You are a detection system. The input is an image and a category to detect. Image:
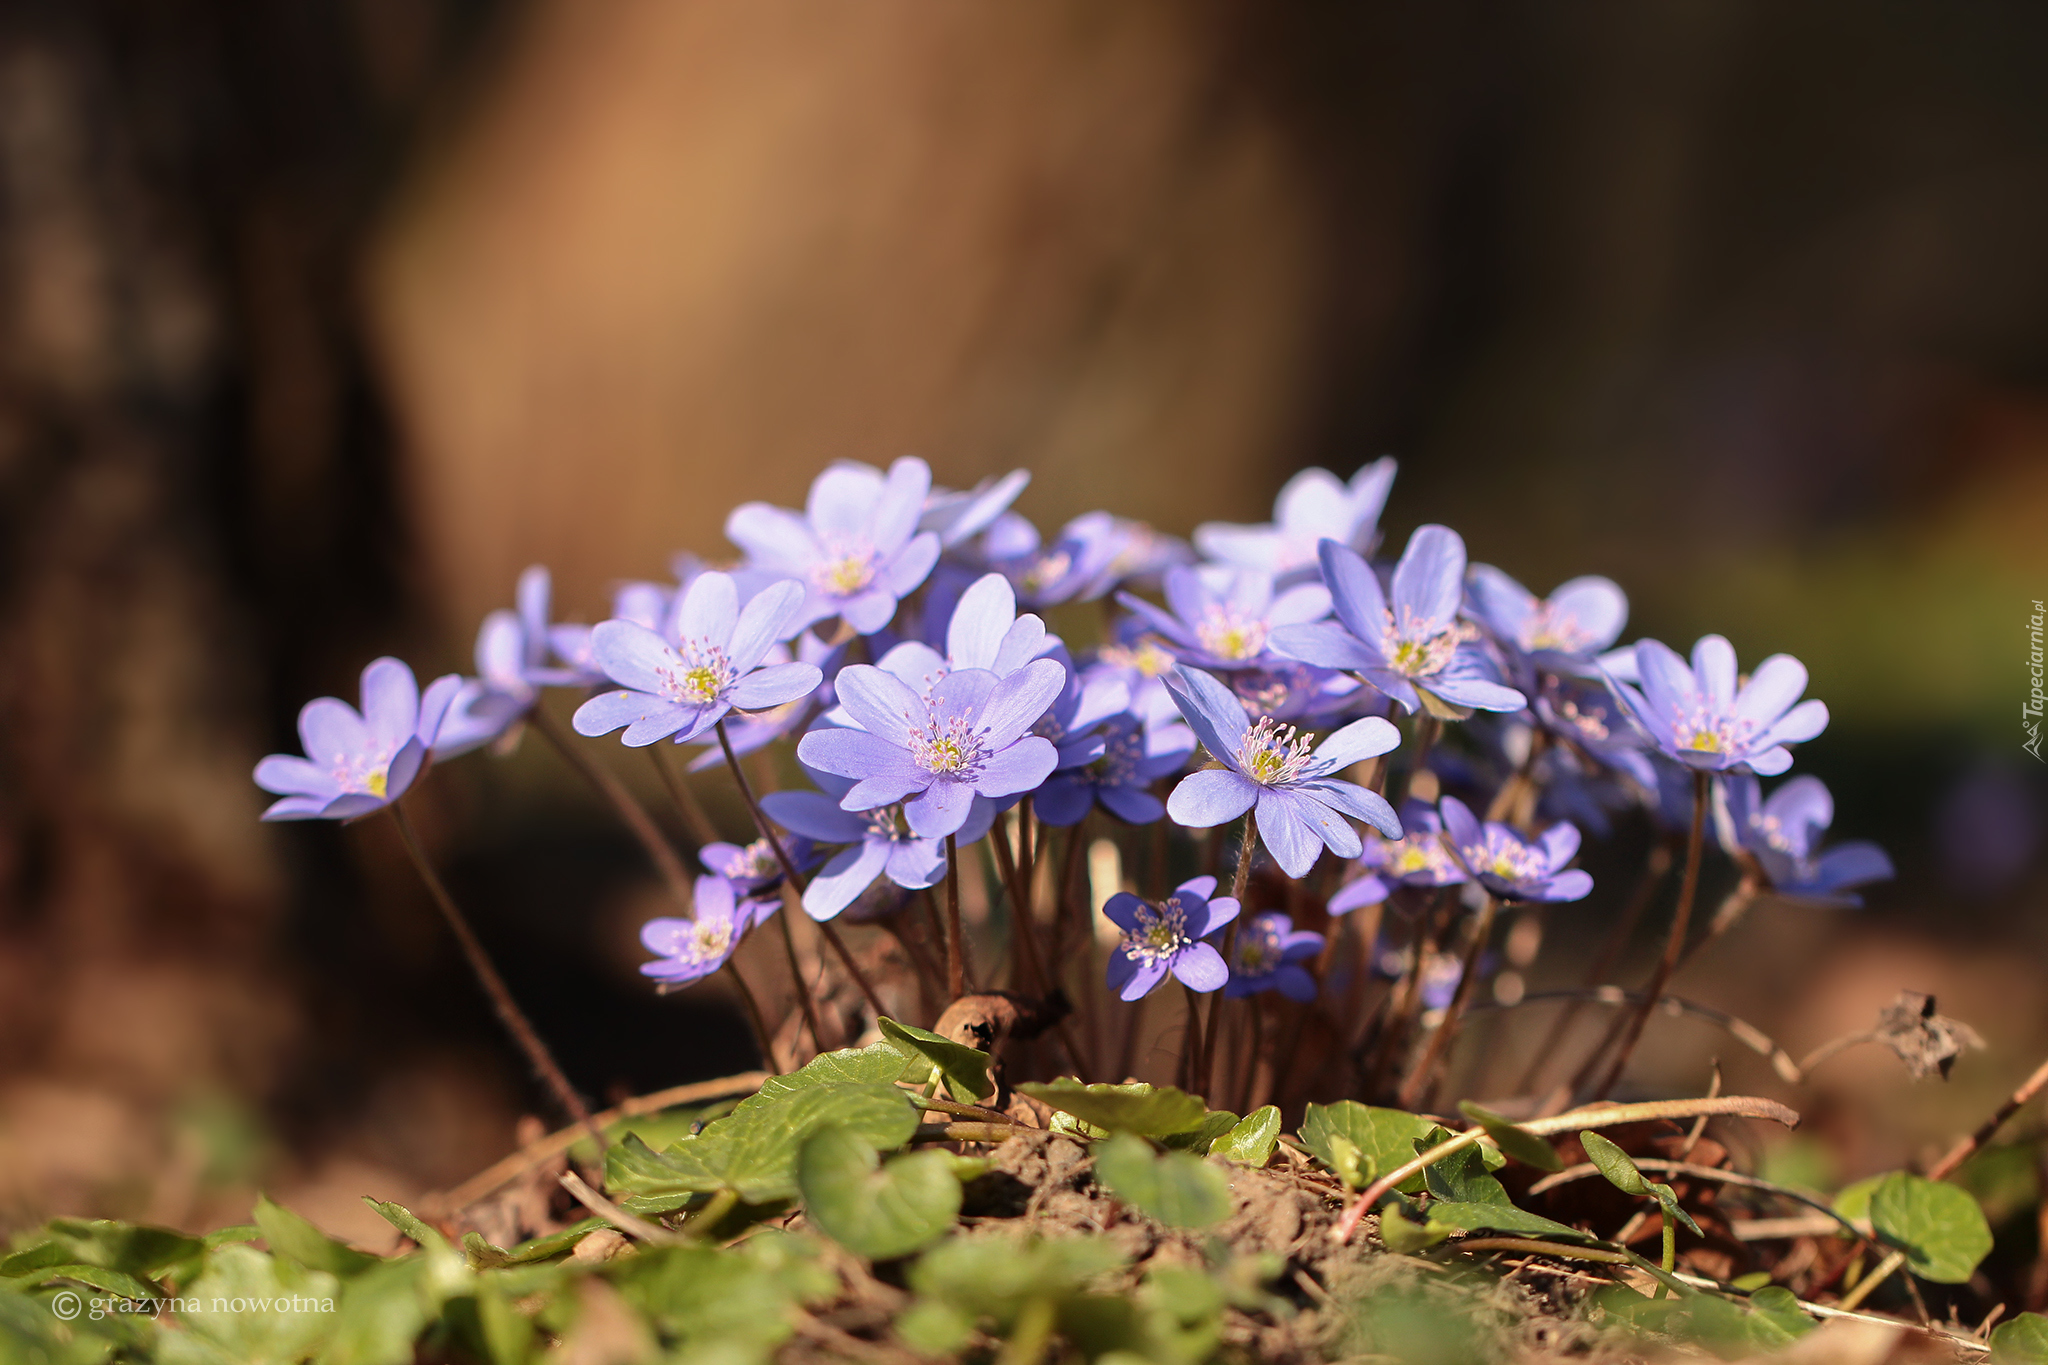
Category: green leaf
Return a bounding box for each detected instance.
[1297,1102,1438,1194]
[908,1235,1126,1327]
[797,1126,961,1259]
[611,1231,833,1359]
[316,1259,435,1365]
[1424,1201,1599,1243]
[1649,1183,1704,1238]
[753,1042,921,1100]
[1218,1107,1281,1167]
[1376,1199,1452,1252]
[1580,1130,1651,1196]
[254,1196,382,1278]
[1322,1134,1367,1190]
[895,1299,977,1356]
[360,1199,440,1250]
[2,1219,204,1279]
[1868,1171,1994,1284]
[1423,1143,1511,1207]
[1160,1109,1240,1156]
[1991,1310,2048,1363]
[1092,1133,1233,1229]
[1833,1174,1882,1227]
[878,1017,992,1101]
[606,1082,919,1204]
[1459,1102,1563,1172]
[165,1242,341,1365]
[1747,1286,1814,1342]
[19,1263,162,1301]
[499,1218,609,1266]
[1016,1080,1210,1137]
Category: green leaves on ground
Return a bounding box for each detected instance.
[1579,1132,1702,1237]
[160,1243,340,1365]
[1991,1311,2048,1363]
[1017,1079,1210,1137]
[878,1016,992,1101]
[253,1196,383,1278]
[1092,1133,1234,1229]
[1218,1107,1281,1167]
[1297,1102,1438,1192]
[1868,1171,1994,1284]
[1459,1102,1564,1172]
[797,1126,961,1259]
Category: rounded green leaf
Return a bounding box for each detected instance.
[1869,1171,1993,1284]
[1459,1102,1564,1172]
[878,1016,992,1101]
[1991,1310,2048,1363]
[1017,1080,1209,1137]
[1092,1133,1233,1229]
[1298,1102,1436,1193]
[1219,1108,1281,1167]
[798,1126,961,1260]
[1579,1130,1650,1197]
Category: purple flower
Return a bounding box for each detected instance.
[1604,635,1828,776]
[572,573,822,747]
[795,658,1065,838]
[1102,874,1240,1000]
[255,658,462,821]
[1162,665,1402,878]
[980,510,1190,607]
[1328,800,1467,913]
[1223,913,1324,1001]
[1086,629,1185,731]
[760,765,990,919]
[1438,795,1593,903]
[1224,661,1369,726]
[639,875,776,987]
[699,836,820,896]
[725,457,942,635]
[1466,565,1628,674]
[1372,933,1473,1011]
[547,578,673,683]
[1718,774,1893,907]
[877,572,1051,690]
[1116,565,1331,671]
[1194,459,1398,580]
[1532,677,1656,788]
[1035,712,1193,827]
[685,630,849,772]
[1270,529,1527,718]
[437,566,594,758]
[920,469,1031,547]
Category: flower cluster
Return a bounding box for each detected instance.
[253,451,1883,1045]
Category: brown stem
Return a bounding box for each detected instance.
[529,706,693,911]
[1181,981,1206,1094]
[1399,892,1499,1109]
[720,960,784,1074]
[648,741,722,847]
[1591,770,1709,1100]
[1201,811,1258,1098]
[388,803,605,1150]
[943,833,966,998]
[1396,714,1441,804]
[1927,1053,2048,1181]
[772,893,827,1055]
[988,814,1043,993]
[1365,887,1454,1096]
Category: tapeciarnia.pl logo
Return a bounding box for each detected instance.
[2027,598,2044,762]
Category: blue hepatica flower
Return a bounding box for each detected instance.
[980,509,1190,608]
[1328,800,1467,914]
[686,629,849,772]
[1194,458,1398,581]
[1103,875,1240,1000]
[437,566,596,758]
[1271,529,1527,719]
[759,765,994,920]
[573,572,822,747]
[1224,912,1324,1001]
[639,875,777,988]
[1718,774,1894,907]
[1035,712,1193,827]
[919,468,1031,548]
[1437,795,1593,903]
[1466,564,1629,677]
[1163,665,1402,879]
[1116,565,1331,672]
[255,658,462,820]
[796,657,1065,838]
[1604,635,1828,776]
[878,572,1050,688]
[726,456,942,635]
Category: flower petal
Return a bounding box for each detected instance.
[803,840,891,920]
[1171,942,1229,993]
[868,456,933,552]
[1299,780,1400,838]
[732,661,823,711]
[1390,524,1466,633]
[1269,620,1380,671]
[359,658,421,754]
[254,754,337,798]
[877,531,941,597]
[726,503,819,571]
[676,571,739,650]
[590,620,682,696]
[1735,654,1808,727]
[797,725,917,782]
[1692,635,1738,707]
[298,696,367,766]
[1098,784,1164,825]
[807,461,884,537]
[1166,768,1258,828]
[1163,665,1249,767]
[832,666,924,747]
[729,577,808,667]
[1317,539,1390,643]
[1437,794,1482,852]
[1763,698,1829,747]
[760,789,869,842]
[976,658,1065,749]
[904,777,975,838]
[1253,789,1322,877]
[1312,715,1402,771]
[972,735,1058,797]
[948,573,1017,672]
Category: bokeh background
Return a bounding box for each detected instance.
[1,0,2044,1249]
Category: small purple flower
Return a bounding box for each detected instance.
[759,765,994,920]
[1103,874,1240,1000]
[1225,661,1369,726]
[1373,933,1472,1011]
[1086,629,1185,731]
[796,659,1065,838]
[639,875,776,987]
[1116,565,1331,671]
[877,572,1050,690]
[699,836,820,896]
[685,629,849,772]
[573,573,822,747]
[1466,565,1628,675]
[255,658,462,820]
[1223,912,1324,1001]
[1328,800,1467,913]
[1532,676,1656,788]
[981,510,1190,607]
[1270,529,1526,718]
[547,578,673,684]
[1162,665,1402,878]
[1035,712,1193,827]
[726,457,942,635]
[1438,795,1593,903]
[1718,774,1893,907]
[437,566,594,757]
[920,469,1031,547]
[1194,458,1398,580]
[1604,635,1828,776]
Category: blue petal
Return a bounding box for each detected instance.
[807,461,885,537]
[972,735,1058,797]
[295,698,363,775]
[726,503,819,572]
[904,777,975,838]
[1317,539,1389,643]
[1389,524,1466,633]
[833,666,924,747]
[729,577,808,666]
[1166,769,1258,828]
[1269,620,1379,671]
[1172,942,1229,993]
[676,571,739,651]
[1163,665,1249,766]
[1253,789,1322,877]
[947,573,1017,672]
[1312,715,1401,770]
[803,840,891,920]
[760,789,868,842]
[977,658,1065,749]
[732,661,823,711]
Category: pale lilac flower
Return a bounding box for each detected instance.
[796,659,1065,838]
[437,566,592,757]
[1194,458,1398,580]
[573,574,821,747]
[981,510,1191,607]
[872,572,1050,691]
[640,875,776,987]
[1718,774,1893,907]
[726,457,942,634]
[1116,565,1331,672]
[1438,795,1592,903]
[1163,665,1402,878]
[255,658,462,820]
[1103,875,1240,1000]
[759,766,993,920]
[1223,913,1323,1001]
[684,630,849,771]
[1604,635,1827,776]
[1270,529,1526,718]
[1035,712,1192,827]
[1328,800,1467,913]
[920,469,1030,547]
[1466,565,1628,674]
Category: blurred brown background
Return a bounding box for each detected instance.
[0,0,2044,1246]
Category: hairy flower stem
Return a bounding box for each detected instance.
[714,720,887,1022]
[1181,982,1207,1094]
[530,706,694,913]
[943,834,967,999]
[647,742,722,848]
[709,723,827,1050]
[1591,770,1710,1100]
[1398,892,1499,1110]
[1396,714,1441,804]
[1200,812,1258,1098]
[720,962,784,1075]
[388,803,606,1152]
[1364,886,1456,1097]
[988,815,1046,994]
